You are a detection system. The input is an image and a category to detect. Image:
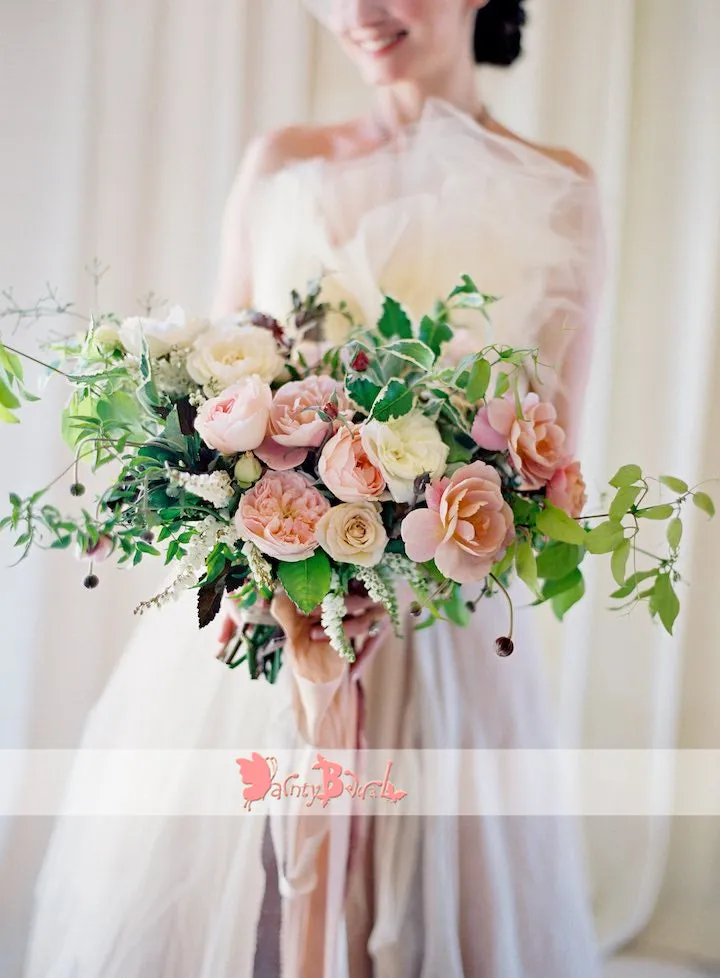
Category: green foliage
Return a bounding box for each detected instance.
[536,542,584,581]
[653,572,680,635]
[611,538,631,586]
[609,485,642,522]
[550,571,586,621]
[584,520,625,555]
[345,375,381,413]
[369,379,414,422]
[515,537,539,595]
[536,503,586,545]
[465,358,492,403]
[383,339,436,371]
[659,475,689,494]
[277,551,332,615]
[636,504,675,521]
[377,297,412,340]
[610,464,643,488]
[693,491,715,518]
[419,315,453,357]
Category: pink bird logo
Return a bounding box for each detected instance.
[235,753,277,810]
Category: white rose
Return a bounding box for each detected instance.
[315,501,388,568]
[361,411,449,503]
[118,306,209,358]
[186,323,284,388]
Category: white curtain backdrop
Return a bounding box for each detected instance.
[1,1,719,976]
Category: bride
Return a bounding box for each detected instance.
[25,1,604,976]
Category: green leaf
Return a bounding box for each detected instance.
[9,493,22,508]
[584,520,625,555]
[491,542,516,579]
[447,274,480,300]
[345,375,381,413]
[667,517,683,551]
[377,297,412,340]
[0,403,19,423]
[654,572,680,635]
[384,339,436,371]
[494,372,510,398]
[659,475,689,494]
[277,551,332,616]
[550,572,586,620]
[610,464,643,488]
[610,568,659,599]
[465,359,492,403]
[609,485,641,522]
[536,542,584,581]
[418,315,453,357]
[636,504,675,521]
[515,537,539,594]
[611,538,631,586]
[541,567,583,600]
[0,379,21,410]
[440,586,472,627]
[0,345,24,380]
[369,379,414,422]
[693,491,716,518]
[536,503,586,545]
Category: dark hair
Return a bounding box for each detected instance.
[473,0,527,67]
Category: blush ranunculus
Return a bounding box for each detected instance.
[472,393,567,490]
[235,470,331,562]
[546,460,587,518]
[318,423,386,503]
[401,461,515,584]
[254,375,352,471]
[194,376,272,456]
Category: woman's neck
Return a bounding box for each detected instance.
[371,67,485,136]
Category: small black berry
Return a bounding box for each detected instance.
[410,602,423,618]
[83,574,100,590]
[495,636,514,657]
[70,483,86,497]
[141,530,154,543]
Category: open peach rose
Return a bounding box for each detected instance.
[235,470,330,562]
[318,423,386,503]
[547,460,587,518]
[472,393,567,490]
[194,376,271,455]
[401,461,514,584]
[254,375,351,471]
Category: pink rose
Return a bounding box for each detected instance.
[235,470,331,562]
[401,461,514,584]
[547,460,587,518]
[472,393,567,490]
[318,423,386,503]
[255,376,351,471]
[194,376,271,456]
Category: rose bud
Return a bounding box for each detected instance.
[234,452,263,488]
[351,350,370,372]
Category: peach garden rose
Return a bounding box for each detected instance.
[193,376,271,456]
[318,423,386,503]
[472,393,567,490]
[235,470,331,562]
[315,501,388,567]
[401,461,515,584]
[255,375,352,471]
[547,460,587,518]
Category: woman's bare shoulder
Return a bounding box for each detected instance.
[486,117,594,180]
[241,121,356,181]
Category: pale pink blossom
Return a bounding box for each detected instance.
[255,375,351,471]
[194,376,271,456]
[318,423,386,503]
[472,393,567,490]
[235,470,331,562]
[401,461,514,584]
[547,460,587,518]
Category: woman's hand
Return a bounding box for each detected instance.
[270,592,389,685]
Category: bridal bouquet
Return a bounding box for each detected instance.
[1,277,714,681]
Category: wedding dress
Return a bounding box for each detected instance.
[24,100,604,978]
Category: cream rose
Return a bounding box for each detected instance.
[186,323,284,388]
[315,501,388,568]
[118,306,208,358]
[360,411,449,504]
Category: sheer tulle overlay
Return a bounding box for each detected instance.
[25,101,603,978]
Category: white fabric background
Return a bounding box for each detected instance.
[0,1,719,976]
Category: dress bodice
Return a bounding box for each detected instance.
[245,99,603,378]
